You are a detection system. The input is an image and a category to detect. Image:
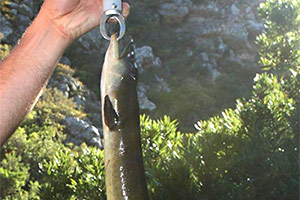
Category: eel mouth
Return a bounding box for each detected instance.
[107,33,119,60]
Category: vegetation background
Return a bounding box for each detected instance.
[0,0,299,199]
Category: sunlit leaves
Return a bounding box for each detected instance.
[192,72,299,199]
[0,44,11,60]
[257,0,300,75]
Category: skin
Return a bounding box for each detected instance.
[101,34,149,200]
[0,0,130,146]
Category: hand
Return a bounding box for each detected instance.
[39,0,130,42]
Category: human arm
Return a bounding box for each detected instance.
[0,0,130,146]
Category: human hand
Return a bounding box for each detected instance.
[38,0,130,42]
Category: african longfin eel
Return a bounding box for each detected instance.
[100,34,149,200]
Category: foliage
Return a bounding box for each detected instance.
[0,0,17,20]
[0,151,30,199]
[148,80,216,132]
[54,63,76,77]
[1,71,299,199]
[0,44,11,59]
[141,71,299,200]
[38,144,106,200]
[191,72,299,200]
[140,115,198,200]
[257,0,300,75]
[0,88,105,199]
[34,88,86,123]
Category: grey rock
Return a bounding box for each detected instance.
[246,6,252,14]
[159,4,189,19]
[68,138,81,146]
[158,0,193,22]
[245,6,256,21]
[135,46,161,72]
[17,14,32,28]
[0,22,13,41]
[18,25,27,34]
[10,9,18,16]
[187,16,206,24]
[79,126,100,141]
[137,84,156,111]
[91,113,102,128]
[207,2,219,13]
[155,76,171,93]
[85,100,101,113]
[64,116,103,149]
[98,128,104,139]
[211,69,221,81]
[222,24,249,49]
[204,63,221,81]
[23,0,34,8]
[231,4,241,15]
[217,37,228,54]
[18,4,34,18]
[63,76,81,92]
[193,2,220,18]
[247,20,264,36]
[64,116,90,136]
[229,50,235,58]
[78,125,103,149]
[89,137,104,150]
[78,29,102,51]
[9,2,19,10]
[88,126,101,137]
[0,14,13,41]
[73,95,86,108]
[78,37,91,50]
[200,52,209,62]
[186,48,194,57]
[60,57,72,66]
[154,57,162,67]
[57,83,70,97]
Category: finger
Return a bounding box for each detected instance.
[107,2,130,23]
[122,2,130,19]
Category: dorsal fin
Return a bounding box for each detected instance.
[104,95,119,130]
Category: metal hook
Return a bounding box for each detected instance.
[100,0,126,41]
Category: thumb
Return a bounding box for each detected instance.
[122,2,130,19]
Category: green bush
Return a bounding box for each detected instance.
[257,0,300,75]
[1,89,105,199]
[190,72,299,200]
[0,151,30,198]
[1,71,298,199]
[0,44,11,59]
[38,144,106,200]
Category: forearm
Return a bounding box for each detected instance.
[0,12,70,145]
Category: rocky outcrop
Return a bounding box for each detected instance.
[0,0,266,133]
[63,116,103,149]
[138,84,156,111]
[46,63,103,147]
[0,0,35,43]
[0,12,13,41]
[158,0,193,23]
[135,46,161,72]
[171,0,264,71]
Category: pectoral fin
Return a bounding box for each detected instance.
[104,95,119,130]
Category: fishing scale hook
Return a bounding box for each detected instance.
[100,0,126,41]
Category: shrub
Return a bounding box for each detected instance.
[191,72,299,200]
[140,115,200,200]
[257,0,300,75]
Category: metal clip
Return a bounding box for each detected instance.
[100,0,126,41]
